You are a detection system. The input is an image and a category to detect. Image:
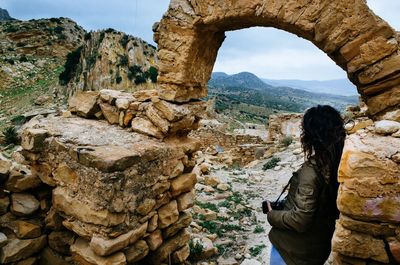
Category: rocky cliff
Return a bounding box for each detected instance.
[0,8,14,21]
[64,29,158,95]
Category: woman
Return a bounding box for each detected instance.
[267,105,346,265]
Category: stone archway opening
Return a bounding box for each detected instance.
[153,0,400,263]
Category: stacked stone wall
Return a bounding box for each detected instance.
[268,113,303,143]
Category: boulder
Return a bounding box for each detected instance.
[71,238,126,265]
[31,163,56,187]
[145,105,170,134]
[10,220,42,239]
[52,162,78,185]
[131,117,164,139]
[11,193,40,216]
[133,90,158,102]
[0,235,46,263]
[6,165,42,192]
[68,91,99,118]
[99,103,120,125]
[176,191,195,212]
[204,175,220,187]
[147,214,158,233]
[136,198,156,216]
[191,237,218,260]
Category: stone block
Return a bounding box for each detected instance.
[153,100,190,122]
[133,90,158,102]
[10,220,42,239]
[172,244,190,263]
[0,232,7,248]
[0,235,46,263]
[71,238,126,265]
[147,214,158,233]
[124,240,149,264]
[170,173,197,197]
[6,165,42,192]
[99,103,120,125]
[11,193,40,216]
[0,196,10,215]
[338,215,396,237]
[145,229,163,251]
[52,163,78,185]
[131,117,164,139]
[31,163,56,187]
[90,222,147,256]
[48,230,75,255]
[332,223,389,263]
[158,200,179,229]
[136,198,156,216]
[150,229,190,264]
[146,105,170,134]
[176,191,195,212]
[163,211,192,238]
[374,120,400,135]
[44,207,64,231]
[0,155,12,179]
[68,91,99,118]
[21,128,48,152]
[40,247,70,265]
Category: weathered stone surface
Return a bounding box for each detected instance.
[0,196,10,215]
[132,90,158,102]
[0,235,46,263]
[374,120,400,134]
[170,173,197,197]
[123,110,135,126]
[163,211,192,238]
[52,163,78,185]
[48,230,75,255]
[0,232,7,248]
[387,237,400,263]
[204,175,220,187]
[150,229,190,264]
[15,257,38,265]
[176,191,195,212]
[45,207,64,231]
[99,103,120,125]
[90,222,148,256]
[338,215,396,237]
[358,53,400,85]
[152,182,171,195]
[0,155,12,179]
[40,247,70,265]
[68,91,100,118]
[6,165,42,192]
[53,187,125,226]
[158,200,179,229]
[124,240,149,264]
[10,220,42,239]
[147,214,158,233]
[31,163,56,187]
[71,238,127,265]
[172,244,190,263]
[11,193,40,216]
[153,99,190,122]
[332,223,389,263]
[145,229,163,251]
[131,117,164,139]
[146,105,170,134]
[136,198,156,216]
[21,128,48,152]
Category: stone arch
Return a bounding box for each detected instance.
[154,0,400,117]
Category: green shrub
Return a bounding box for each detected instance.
[5,25,18,33]
[280,136,293,147]
[263,157,281,170]
[116,75,122,84]
[189,239,204,260]
[19,55,28,62]
[7,58,15,65]
[59,46,82,85]
[134,75,146,85]
[84,32,92,41]
[2,126,19,145]
[54,26,64,34]
[195,201,219,212]
[119,55,129,67]
[120,34,130,48]
[146,66,158,83]
[50,18,62,24]
[105,28,115,33]
[253,224,265,233]
[249,244,266,257]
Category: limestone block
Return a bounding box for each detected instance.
[170,173,197,197]
[6,165,42,192]
[68,91,99,118]
[158,200,179,229]
[146,105,170,134]
[11,193,40,216]
[40,247,70,265]
[0,155,12,179]
[100,89,131,105]
[90,222,147,256]
[131,117,164,139]
[44,207,64,231]
[48,230,75,255]
[169,115,196,133]
[163,211,192,239]
[119,111,125,127]
[359,53,400,85]
[0,196,10,215]
[172,244,190,263]
[52,162,78,185]
[204,175,220,187]
[145,230,163,251]
[152,182,171,195]
[332,223,389,263]
[0,232,7,248]
[176,191,195,212]
[71,238,126,265]
[170,160,184,178]
[16,257,39,265]
[132,89,158,102]
[366,86,400,115]
[136,198,156,216]
[338,215,396,237]
[116,98,131,110]
[153,100,190,122]
[31,163,56,187]
[374,120,400,135]
[150,229,190,264]
[147,214,158,233]
[9,220,42,239]
[52,187,125,226]
[0,235,46,263]
[21,128,48,152]
[99,103,120,125]
[124,240,149,264]
[123,110,135,126]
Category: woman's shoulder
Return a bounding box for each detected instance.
[296,160,321,186]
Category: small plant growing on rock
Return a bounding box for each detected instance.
[263,157,281,170]
[195,201,219,212]
[119,55,129,67]
[2,126,19,145]
[253,224,265,233]
[249,244,266,257]
[280,136,293,147]
[189,239,204,260]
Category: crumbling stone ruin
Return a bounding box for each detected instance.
[268,113,303,143]
[1,0,400,264]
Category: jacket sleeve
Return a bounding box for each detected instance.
[267,164,320,233]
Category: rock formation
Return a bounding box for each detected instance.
[268,113,302,143]
[0,8,14,22]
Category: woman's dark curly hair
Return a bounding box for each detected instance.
[301,105,346,216]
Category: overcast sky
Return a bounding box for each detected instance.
[2,0,399,80]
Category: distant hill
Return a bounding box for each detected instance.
[262,78,357,96]
[0,8,15,21]
[208,72,358,124]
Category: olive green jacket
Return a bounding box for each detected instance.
[267,161,336,265]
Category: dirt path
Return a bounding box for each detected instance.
[190,144,304,264]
